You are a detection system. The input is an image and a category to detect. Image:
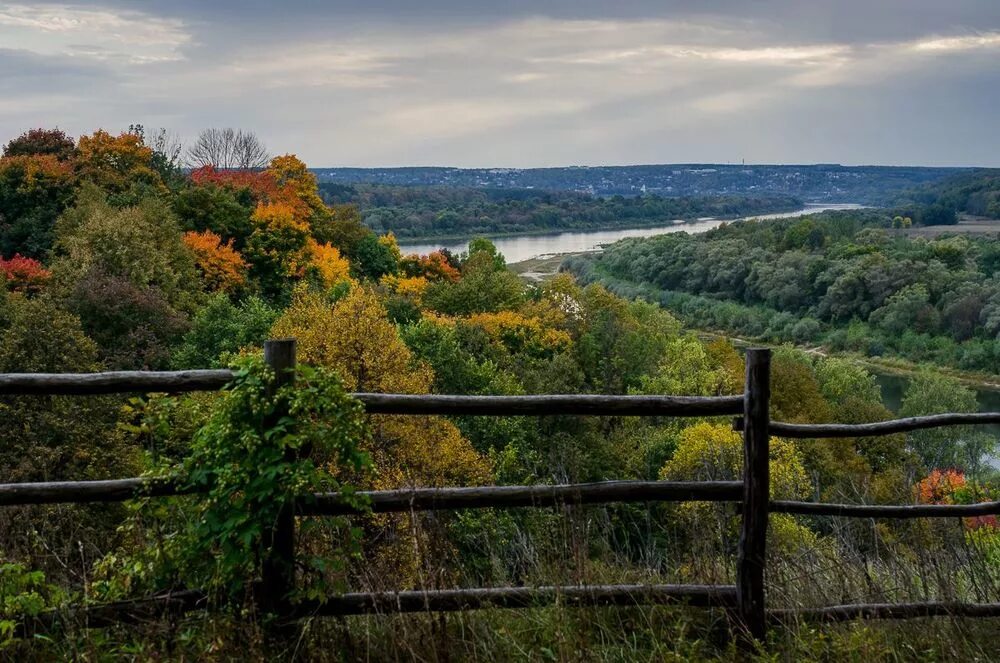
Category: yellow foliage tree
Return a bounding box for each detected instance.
[251,201,310,235]
[378,232,403,264]
[74,130,163,193]
[465,310,572,357]
[271,286,491,584]
[305,239,351,287]
[659,422,815,557]
[270,286,489,487]
[381,275,431,303]
[266,154,332,233]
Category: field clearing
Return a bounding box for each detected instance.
[508,252,588,282]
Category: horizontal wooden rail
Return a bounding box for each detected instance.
[772,500,1000,519]
[303,480,743,515]
[0,478,190,506]
[296,584,738,616]
[0,370,236,395]
[768,412,1000,438]
[770,601,1000,623]
[19,590,208,636]
[353,393,743,417]
[0,371,743,417]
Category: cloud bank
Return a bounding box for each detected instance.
[1,1,998,166]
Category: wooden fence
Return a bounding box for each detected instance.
[3,340,1000,645]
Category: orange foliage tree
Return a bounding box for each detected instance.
[915,468,997,530]
[915,468,967,505]
[182,230,247,292]
[400,250,461,282]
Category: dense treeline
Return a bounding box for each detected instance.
[890,168,1000,222]
[319,182,802,239]
[0,128,998,659]
[566,206,1000,373]
[312,163,963,201]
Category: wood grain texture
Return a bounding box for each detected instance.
[737,348,771,644]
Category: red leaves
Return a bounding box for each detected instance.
[189,165,280,202]
[1,254,51,292]
[915,468,997,530]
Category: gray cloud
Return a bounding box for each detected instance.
[0,1,998,166]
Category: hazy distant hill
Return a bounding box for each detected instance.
[310,164,966,203]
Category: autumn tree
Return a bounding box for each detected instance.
[304,239,352,287]
[183,230,248,292]
[271,286,489,487]
[243,201,311,300]
[3,128,76,161]
[0,254,51,293]
[74,130,164,195]
[400,250,461,282]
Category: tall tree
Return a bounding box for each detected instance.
[186,128,270,170]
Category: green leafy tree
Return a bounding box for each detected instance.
[173,294,278,368]
[351,232,399,281]
[900,371,994,477]
[0,296,135,577]
[424,251,525,315]
[0,155,76,258]
[869,284,939,336]
[100,359,370,604]
[172,182,255,248]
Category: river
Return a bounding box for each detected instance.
[397,203,865,264]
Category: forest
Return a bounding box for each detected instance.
[318,182,801,239]
[566,204,1000,375]
[891,169,1000,221]
[0,128,998,660]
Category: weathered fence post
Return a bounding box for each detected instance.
[737,348,771,645]
[260,339,297,617]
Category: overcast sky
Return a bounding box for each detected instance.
[2,1,999,167]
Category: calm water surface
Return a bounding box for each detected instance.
[874,370,1000,469]
[398,203,864,264]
